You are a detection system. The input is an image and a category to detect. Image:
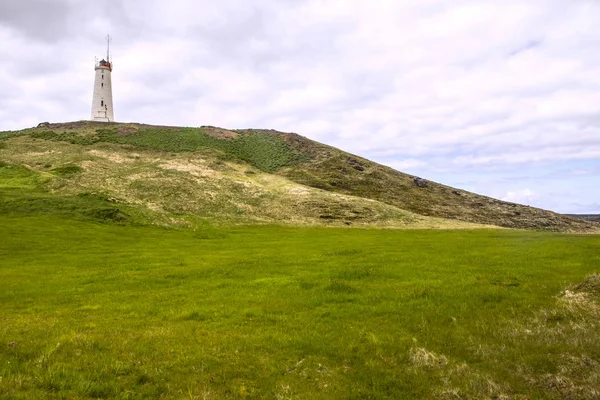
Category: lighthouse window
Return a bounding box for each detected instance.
[101,100,104,106]
[101,83,104,87]
[102,74,104,79]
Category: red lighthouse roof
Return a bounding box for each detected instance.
[97,59,112,71]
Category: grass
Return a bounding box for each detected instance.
[50,165,83,178]
[1,214,599,399]
[0,136,469,229]
[0,122,599,397]
[27,127,307,173]
[0,164,139,225]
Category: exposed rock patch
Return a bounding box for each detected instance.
[201,126,238,140]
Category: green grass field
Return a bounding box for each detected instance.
[1,124,599,398]
[1,215,599,399]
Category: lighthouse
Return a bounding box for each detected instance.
[91,36,115,122]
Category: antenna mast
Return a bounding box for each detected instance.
[106,34,111,61]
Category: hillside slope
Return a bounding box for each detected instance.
[1,121,597,232]
[275,132,598,232]
[568,214,600,222]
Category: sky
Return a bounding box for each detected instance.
[1,0,599,214]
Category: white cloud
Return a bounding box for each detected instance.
[386,159,428,173]
[501,189,540,205]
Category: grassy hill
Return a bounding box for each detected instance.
[1,121,598,232]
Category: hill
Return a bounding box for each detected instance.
[568,214,600,222]
[1,121,598,233]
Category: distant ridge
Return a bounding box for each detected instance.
[1,121,599,233]
[567,214,600,222]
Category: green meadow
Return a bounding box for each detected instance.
[1,215,599,399]
[1,125,599,398]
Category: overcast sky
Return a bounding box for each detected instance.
[1,0,599,213]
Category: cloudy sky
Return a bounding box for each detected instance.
[1,0,599,213]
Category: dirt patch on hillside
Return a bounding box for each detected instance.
[80,160,99,170]
[117,126,138,136]
[24,150,57,157]
[288,186,311,196]
[201,126,238,140]
[159,161,220,178]
[88,149,136,164]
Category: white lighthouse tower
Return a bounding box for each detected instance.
[91,36,115,122]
